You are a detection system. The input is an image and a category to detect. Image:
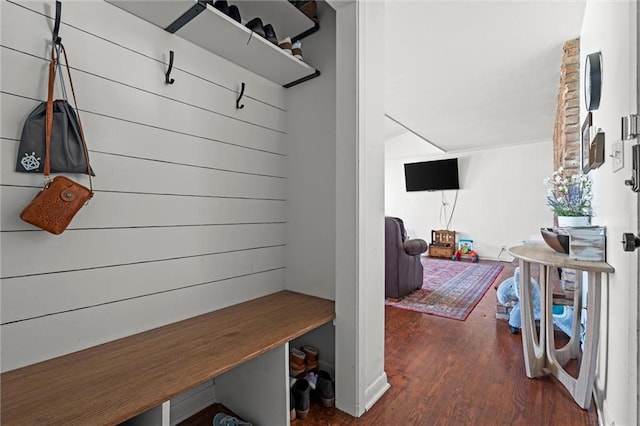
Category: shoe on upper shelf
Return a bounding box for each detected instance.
[212,0,228,15]
[228,5,241,23]
[279,36,293,55]
[263,24,278,45]
[292,40,303,60]
[245,17,266,38]
[290,0,318,19]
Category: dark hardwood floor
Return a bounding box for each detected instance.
[297,260,598,425]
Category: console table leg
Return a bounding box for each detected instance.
[553,271,583,365]
[573,272,601,409]
[545,265,560,366]
[519,260,546,378]
[549,272,600,409]
[568,272,583,359]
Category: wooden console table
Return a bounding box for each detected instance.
[508,243,614,409]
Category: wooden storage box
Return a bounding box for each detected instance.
[429,230,455,258]
[428,245,454,258]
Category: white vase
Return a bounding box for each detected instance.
[557,216,591,227]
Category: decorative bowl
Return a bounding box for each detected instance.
[540,227,569,254]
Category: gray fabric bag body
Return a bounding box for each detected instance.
[16,99,94,175]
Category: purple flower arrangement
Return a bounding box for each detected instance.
[544,167,593,217]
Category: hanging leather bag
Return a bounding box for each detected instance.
[15,43,95,175]
[20,42,94,235]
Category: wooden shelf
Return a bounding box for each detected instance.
[107,0,320,87]
[0,291,335,425]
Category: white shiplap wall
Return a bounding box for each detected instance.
[0,0,288,372]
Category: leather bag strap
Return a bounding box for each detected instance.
[58,42,93,194]
[44,43,56,178]
[44,41,93,194]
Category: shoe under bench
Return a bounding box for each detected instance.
[0,290,335,425]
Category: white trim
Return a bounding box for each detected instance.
[169,380,215,425]
[325,0,356,11]
[364,372,391,412]
[334,0,388,417]
[162,401,170,426]
[334,0,361,417]
[594,388,616,426]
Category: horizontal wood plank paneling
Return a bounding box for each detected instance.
[1,185,286,230]
[1,48,287,155]
[1,245,286,323]
[0,0,290,373]
[1,95,287,177]
[1,223,286,278]
[1,269,287,371]
[2,142,287,200]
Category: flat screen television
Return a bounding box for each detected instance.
[404,158,459,191]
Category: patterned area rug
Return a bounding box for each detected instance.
[386,257,504,321]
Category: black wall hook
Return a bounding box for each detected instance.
[236,82,246,109]
[53,0,62,44]
[165,50,175,85]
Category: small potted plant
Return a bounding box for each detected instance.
[544,167,593,227]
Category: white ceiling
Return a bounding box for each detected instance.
[385,0,587,157]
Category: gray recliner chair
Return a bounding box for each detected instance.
[385,217,428,299]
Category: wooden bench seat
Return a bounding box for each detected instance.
[0,291,335,425]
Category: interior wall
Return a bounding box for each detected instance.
[385,141,554,260]
[358,0,388,412]
[285,2,336,301]
[580,1,639,424]
[334,1,361,415]
[0,0,288,372]
[333,0,389,416]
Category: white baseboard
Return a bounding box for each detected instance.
[482,255,514,263]
[593,387,615,426]
[364,371,390,412]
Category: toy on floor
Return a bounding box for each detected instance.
[496,267,575,337]
[452,239,479,262]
